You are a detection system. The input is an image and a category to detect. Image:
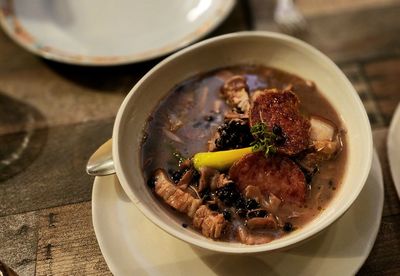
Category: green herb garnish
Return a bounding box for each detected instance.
[250,122,277,156]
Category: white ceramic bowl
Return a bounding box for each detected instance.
[112,31,373,253]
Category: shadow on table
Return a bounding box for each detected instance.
[0,93,48,182]
[42,58,159,94]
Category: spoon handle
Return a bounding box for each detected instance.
[86,139,115,176]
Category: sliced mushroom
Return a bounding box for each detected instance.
[199,167,220,192]
[246,215,277,230]
[237,226,273,245]
[177,169,195,190]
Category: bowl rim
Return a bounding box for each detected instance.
[112,31,373,253]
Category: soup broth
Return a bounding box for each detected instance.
[141,65,347,244]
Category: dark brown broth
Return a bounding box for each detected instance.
[141,65,347,241]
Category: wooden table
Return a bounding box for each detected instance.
[1,1,399,275]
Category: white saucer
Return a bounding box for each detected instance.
[92,151,383,275]
[0,0,235,65]
[388,103,400,199]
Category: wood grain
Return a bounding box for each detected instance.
[35,202,110,276]
[249,0,400,63]
[357,214,400,275]
[296,0,400,16]
[364,57,400,125]
[0,211,38,276]
[340,63,385,127]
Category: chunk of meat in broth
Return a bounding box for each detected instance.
[153,169,202,218]
[229,152,307,204]
[220,75,251,114]
[237,226,273,245]
[193,205,227,239]
[250,89,311,156]
[298,116,343,172]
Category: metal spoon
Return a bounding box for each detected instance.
[86,139,115,176]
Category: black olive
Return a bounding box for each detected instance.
[283,222,293,232]
[204,115,214,122]
[208,203,219,211]
[200,188,212,201]
[222,209,232,221]
[191,170,200,185]
[215,182,240,206]
[275,135,286,146]
[272,124,282,135]
[214,120,254,151]
[168,169,183,184]
[236,208,247,218]
[247,209,268,218]
[234,197,247,209]
[147,176,156,189]
[245,199,260,210]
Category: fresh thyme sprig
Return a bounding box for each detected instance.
[250,122,277,156]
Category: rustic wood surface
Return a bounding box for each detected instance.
[0,0,399,275]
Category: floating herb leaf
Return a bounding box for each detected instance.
[250,123,277,156]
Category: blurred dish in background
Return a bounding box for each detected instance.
[388,103,400,199]
[0,0,235,66]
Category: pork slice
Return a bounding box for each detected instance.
[193,205,227,239]
[221,75,250,113]
[154,169,202,217]
[250,89,310,155]
[229,152,307,204]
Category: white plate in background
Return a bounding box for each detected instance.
[0,0,235,65]
[388,103,400,198]
[92,151,383,275]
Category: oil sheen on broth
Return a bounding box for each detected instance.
[141,65,347,244]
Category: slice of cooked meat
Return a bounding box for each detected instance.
[199,167,220,192]
[221,75,250,113]
[246,215,277,230]
[309,116,342,158]
[193,205,227,239]
[297,116,343,171]
[229,152,307,204]
[250,89,310,155]
[237,226,273,245]
[154,169,202,218]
